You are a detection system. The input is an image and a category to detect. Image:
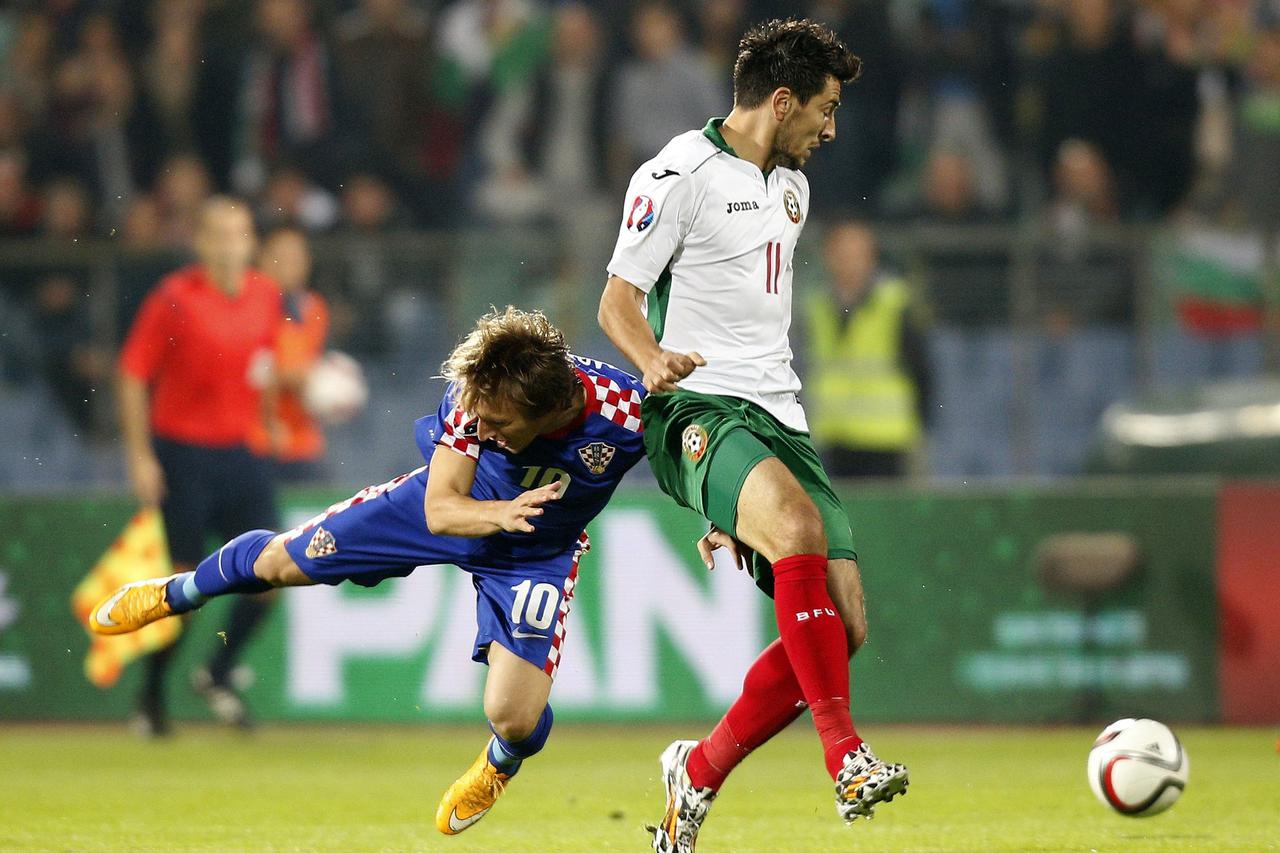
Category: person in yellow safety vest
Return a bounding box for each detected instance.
[804,220,931,478]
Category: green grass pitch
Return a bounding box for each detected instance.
[2,723,1275,851]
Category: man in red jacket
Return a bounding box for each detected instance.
[117,196,284,735]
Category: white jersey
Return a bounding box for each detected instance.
[607,119,811,431]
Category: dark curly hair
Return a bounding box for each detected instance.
[733,19,862,108]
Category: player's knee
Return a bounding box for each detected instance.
[773,505,827,555]
[252,538,294,587]
[484,700,542,743]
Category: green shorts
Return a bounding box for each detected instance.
[641,389,856,596]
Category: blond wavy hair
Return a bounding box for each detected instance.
[441,306,577,416]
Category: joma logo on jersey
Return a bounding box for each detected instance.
[577,441,617,474]
[726,200,760,214]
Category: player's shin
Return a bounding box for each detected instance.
[686,638,806,790]
[184,529,276,608]
[488,704,554,775]
[770,553,862,778]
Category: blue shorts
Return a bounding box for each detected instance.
[281,467,587,678]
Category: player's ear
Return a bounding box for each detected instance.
[771,87,793,122]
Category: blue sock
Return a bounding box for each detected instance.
[488,705,554,776]
[163,572,207,614]
[191,530,276,598]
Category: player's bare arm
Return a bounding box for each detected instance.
[117,371,165,506]
[598,275,705,393]
[424,443,562,536]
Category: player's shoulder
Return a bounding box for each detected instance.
[631,130,719,190]
[572,354,645,434]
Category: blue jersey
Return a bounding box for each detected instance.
[413,355,647,565]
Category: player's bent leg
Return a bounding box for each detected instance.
[435,642,554,836]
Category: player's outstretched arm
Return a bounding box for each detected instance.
[424,444,562,536]
[598,275,704,393]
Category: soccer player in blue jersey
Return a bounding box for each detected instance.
[88,307,647,835]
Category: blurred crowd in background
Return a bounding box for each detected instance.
[3,0,1280,486]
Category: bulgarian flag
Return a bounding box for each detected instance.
[70,508,182,687]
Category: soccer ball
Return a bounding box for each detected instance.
[303,350,368,425]
[1087,718,1188,817]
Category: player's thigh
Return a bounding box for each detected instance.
[766,422,858,560]
[468,542,586,691]
[735,456,826,561]
[641,391,768,532]
[483,641,553,738]
[281,467,449,586]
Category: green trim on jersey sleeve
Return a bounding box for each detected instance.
[647,263,674,343]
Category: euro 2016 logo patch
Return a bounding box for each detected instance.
[577,441,617,474]
[305,526,337,559]
[627,195,655,233]
[682,424,708,462]
[783,188,802,224]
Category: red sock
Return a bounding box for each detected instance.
[685,639,806,790]
[771,553,861,778]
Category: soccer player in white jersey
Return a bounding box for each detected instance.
[598,18,908,851]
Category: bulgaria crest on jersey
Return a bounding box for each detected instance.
[627,195,655,233]
[682,424,708,462]
[783,188,802,224]
[578,441,617,474]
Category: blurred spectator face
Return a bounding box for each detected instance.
[1248,29,1280,88]
[924,151,977,217]
[553,4,602,66]
[120,196,164,249]
[79,13,121,55]
[35,275,78,316]
[0,154,29,215]
[632,4,683,61]
[1053,139,1115,215]
[157,154,213,211]
[363,0,409,28]
[42,179,92,238]
[257,0,312,50]
[0,94,27,148]
[699,0,745,43]
[341,175,394,231]
[824,221,878,301]
[263,168,309,221]
[259,228,312,293]
[195,199,257,278]
[1068,0,1115,48]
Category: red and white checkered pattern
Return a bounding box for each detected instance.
[283,466,424,544]
[438,406,481,459]
[543,531,590,678]
[583,373,643,433]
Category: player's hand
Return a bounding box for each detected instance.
[697,525,750,572]
[127,452,166,507]
[500,479,563,533]
[643,350,706,394]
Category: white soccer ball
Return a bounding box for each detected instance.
[1087,718,1188,817]
[302,350,368,425]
